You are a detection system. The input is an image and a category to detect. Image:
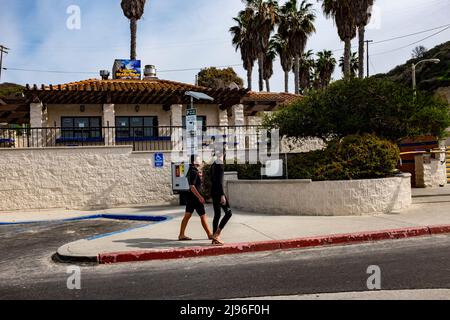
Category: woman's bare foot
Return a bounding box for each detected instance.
[212,238,224,246]
[178,236,192,241]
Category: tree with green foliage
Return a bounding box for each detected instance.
[354,0,374,79]
[297,49,315,94]
[320,0,356,78]
[339,51,358,77]
[197,67,244,89]
[315,49,336,89]
[120,0,147,60]
[230,8,259,91]
[265,77,450,142]
[241,0,279,92]
[279,0,316,95]
[271,33,293,93]
[263,44,277,92]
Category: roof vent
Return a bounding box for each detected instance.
[100,70,110,80]
[144,65,157,79]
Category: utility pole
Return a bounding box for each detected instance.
[0,45,10,83]
[365,40,373,78]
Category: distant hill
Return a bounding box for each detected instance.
[0,83,24,98]
[374,41,450,92]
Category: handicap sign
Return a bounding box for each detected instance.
[154,153,164,168]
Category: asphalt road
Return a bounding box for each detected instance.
[0,219,449,300]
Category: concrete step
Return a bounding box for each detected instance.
[413,195,450,204]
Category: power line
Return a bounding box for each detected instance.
[3,63,244,75]
[330,23,450,53]
[372,25,450,56]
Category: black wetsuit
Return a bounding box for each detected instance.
[186,165,206,216]
[210,161,232,233]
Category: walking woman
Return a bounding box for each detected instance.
[210,150,232,245]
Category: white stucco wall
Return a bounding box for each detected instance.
[227,174,412,216]
[0,146,177,211]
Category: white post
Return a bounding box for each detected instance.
[219,109,228,127]
[103,103,115,146]
[170,104,183,153]
[30,102,44,147]
[230,104,245,163]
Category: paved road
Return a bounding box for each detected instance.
[0,220,449,299]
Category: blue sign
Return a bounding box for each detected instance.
[113,59,141,80]
[154,153,164,168]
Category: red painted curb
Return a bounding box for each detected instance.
[97,225,449,264]
[428,225,450,235]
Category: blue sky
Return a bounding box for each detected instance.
[1,0,449,93]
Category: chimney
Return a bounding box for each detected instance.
[100,70,110,80]
[143,65,157,79]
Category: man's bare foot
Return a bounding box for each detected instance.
[178,236,192,241]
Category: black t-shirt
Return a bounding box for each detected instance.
[210,162,225,197]
[188,165,202,198]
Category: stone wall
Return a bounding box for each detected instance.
[415,153,447,188]
[0,146,177,211]
[227,174,412,216]
[281,137,326,153]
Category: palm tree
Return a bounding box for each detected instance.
[271,34,293,93]
[321,0,357,78]
[315,49,336,89]
[279,0,316,95]
[264,43,277,92]
[339,51,359,77]
[230,8,258,91]
[243,0,279,92]
[297,49,315,94]
[354,0,374,78]
[120,0,147,60]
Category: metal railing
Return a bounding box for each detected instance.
[0,125,266,152]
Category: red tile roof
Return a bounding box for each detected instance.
[24,78,302,107]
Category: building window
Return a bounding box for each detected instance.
[115,116,158,139]
[61,117,102,140]
[182,115,207,131]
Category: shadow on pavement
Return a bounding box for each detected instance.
[112,238,212,249]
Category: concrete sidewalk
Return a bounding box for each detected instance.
[1,194,450,264]
[60,201,450,263]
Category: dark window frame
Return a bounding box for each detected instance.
[61,116,102,140]
[115,116,159,139]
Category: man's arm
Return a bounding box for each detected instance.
[190,185,205,204]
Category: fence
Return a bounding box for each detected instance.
[0,125,268,152]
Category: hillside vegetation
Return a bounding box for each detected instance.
[0,83,24,98]
[374,41,450,92]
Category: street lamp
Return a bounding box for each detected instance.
[412,59,440,98]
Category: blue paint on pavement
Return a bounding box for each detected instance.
[0,214,168,226]
[86,216,173,241]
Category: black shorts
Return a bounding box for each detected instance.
[185,198,206,216]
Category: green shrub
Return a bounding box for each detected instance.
[265,77,450,142]
[326,134,400,179]
[215,134,400,182]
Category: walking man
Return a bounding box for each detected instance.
[210,150,233,245]
[178,156,213,241]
